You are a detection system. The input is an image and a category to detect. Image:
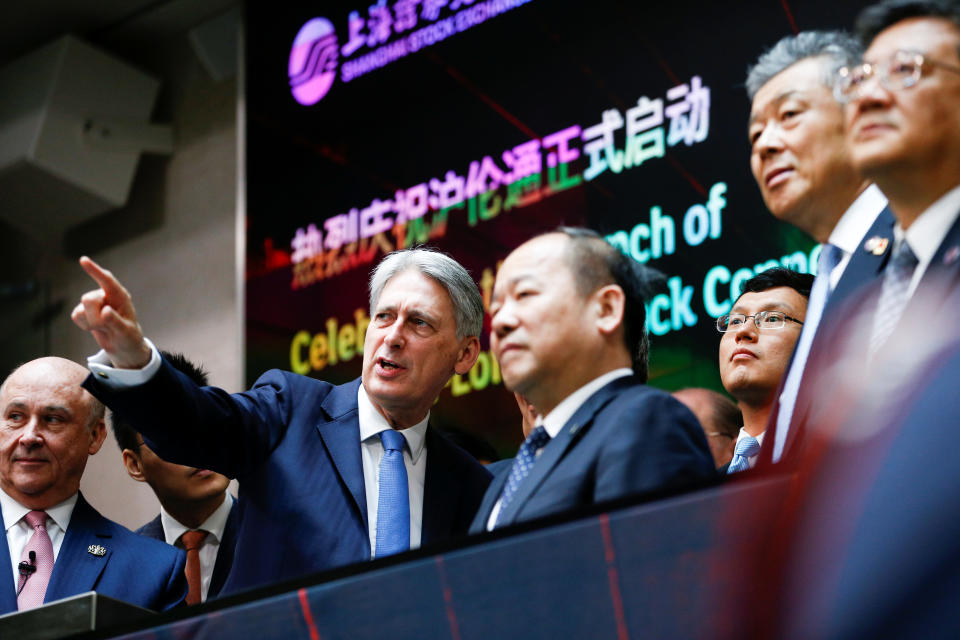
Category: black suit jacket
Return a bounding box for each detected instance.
[469,376,716,532]
[84,366,491,595]
[136,495,240,601]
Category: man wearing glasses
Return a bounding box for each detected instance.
[835,0,960,354]
[717,268,814,473]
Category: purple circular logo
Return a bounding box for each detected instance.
[289,18,339,106]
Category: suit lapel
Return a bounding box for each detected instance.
[910,213,960,309]
[210,497,238,598]
[45,494,111,603]
[421,429,460,544]
[470,462,511,533]
[0,502,17,613]
[496,378,626,527]
[829,206,895,305]
[773,208,895,464]
[316,379,368,531]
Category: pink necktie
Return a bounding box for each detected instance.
[18,510,54,610]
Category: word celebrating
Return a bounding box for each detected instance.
[289,0,533,105]
[289,77,712,290]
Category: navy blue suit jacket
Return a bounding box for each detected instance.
[84,368,491,595]
[136,496,239,601]
[759,206,896,466]
[767,318,960,638]
[0,494,186,614]
[469,376,716,533]
[772,206,960,465]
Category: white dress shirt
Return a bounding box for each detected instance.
[825,184,889,288]
[87,341,430,560]
[357,384,427,557]
[160,493,233,602]
[486,368,633,530]
[1,489,77,591]
[898,183,960,297]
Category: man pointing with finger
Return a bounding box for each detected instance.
[72,249,491,594]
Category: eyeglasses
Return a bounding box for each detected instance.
[716,311,804,332]
[834,49,960,103]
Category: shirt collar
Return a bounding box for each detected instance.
[898,183,960,267]
[1,488,78,533]
[736,426,765,449]
[828,184,888,256]
[160,492,233,546]
[357,384,428,464]
[540,368,633,439]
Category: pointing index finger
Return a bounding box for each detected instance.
[79,256,127,300]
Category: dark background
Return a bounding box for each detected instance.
[246,0,867,455]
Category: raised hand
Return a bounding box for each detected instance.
[72,257,152,369]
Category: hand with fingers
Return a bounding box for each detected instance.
[72,256,153,369]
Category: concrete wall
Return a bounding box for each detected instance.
[43,32,242,529]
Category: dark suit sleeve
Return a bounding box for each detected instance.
[594,393,716,502]
[83,359,310,478]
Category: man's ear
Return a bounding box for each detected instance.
[454,336,482,375]
[593,284,626,336]
[121,449,147,483]
[88,418,107,456]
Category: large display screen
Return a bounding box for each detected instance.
[246,0,865,454]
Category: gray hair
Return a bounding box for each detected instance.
[746,30,863,100]
[369,248,483,339]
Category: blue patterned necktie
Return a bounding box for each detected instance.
[869,239,918,356]
[727,435,760,474]
[494,425,551,527]
[375,429,409,557]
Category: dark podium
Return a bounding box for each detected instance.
[0,592,152,639]
[52,473,788,640]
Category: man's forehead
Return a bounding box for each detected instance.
[732,287,805,312]
[495,236,570,286]
[866,17,960,61]
[750,59,833,118]
[377,269,451,310]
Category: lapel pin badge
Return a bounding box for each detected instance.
[87,544,107,557]
[944,246,960,265]
[864,236,889,255]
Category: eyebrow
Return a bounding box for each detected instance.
[376,301,441,326]
[748,90,802,126]
[3,402,73,415]
[491,274,538,303]
[731,300,799,314]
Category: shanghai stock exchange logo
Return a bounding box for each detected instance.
[289,17,339,106]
